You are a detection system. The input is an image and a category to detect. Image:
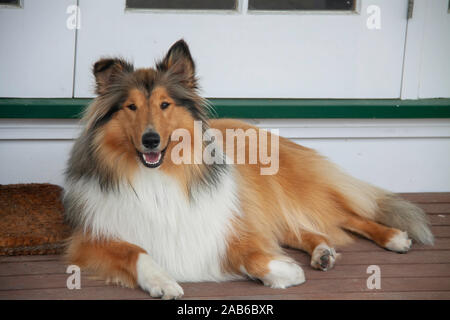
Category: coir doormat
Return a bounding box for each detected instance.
[0,183,71,255]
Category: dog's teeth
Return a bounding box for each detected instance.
[142,152,161,165]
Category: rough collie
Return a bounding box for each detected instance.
[64,39,433,299]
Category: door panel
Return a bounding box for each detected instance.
[0,0,77,98]
[419,0,450,98]
[74,0,408,99]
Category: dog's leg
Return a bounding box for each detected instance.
[342,215,412,253]
[65,232,184,299]
[135,253,184,299]
[239,251,306,289]
[282,230,338,271]
[227,234,305,288]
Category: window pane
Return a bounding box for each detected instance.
[126,0,237,10]
[249,0,355,11]
[0,0,20,5]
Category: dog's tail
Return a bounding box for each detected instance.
[375,193,434,245]
[327,163,434,245]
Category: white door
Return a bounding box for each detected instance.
[74,0,409,99]
[0,0,77,97]
[402,0,450,99]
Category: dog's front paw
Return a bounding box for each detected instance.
[262,259,305,289]
[139,275,184,300]
[137,254,184,299]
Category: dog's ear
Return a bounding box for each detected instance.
[157,39,197,88]
[93,58,134,95]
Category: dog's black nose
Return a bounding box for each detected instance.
[142,131,160,149]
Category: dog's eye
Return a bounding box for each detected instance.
[160,102,171,110]
[127,104,137,111]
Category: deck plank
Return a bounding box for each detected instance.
[428,215,449,225]
[417,203,450,214]
[0,255,61,263]
[0,238,448,278]
[431,226,450,237]
[2,288,449,300]
[0,192,449,300]
[1,277,449,300]
[399,193,450,203]
[189,291,450,300]
[1,262,449,289]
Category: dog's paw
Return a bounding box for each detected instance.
[311,244,338,271]
[137,254,184,299]
[384,231,412,253]
[139,276,184,300]
[262,259,305,289]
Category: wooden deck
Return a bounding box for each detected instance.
[1,193,449,300]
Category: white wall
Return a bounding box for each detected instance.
[1,118,449,192]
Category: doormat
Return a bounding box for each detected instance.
[0,183,71,255]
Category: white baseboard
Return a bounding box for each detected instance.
[1,119,449,192]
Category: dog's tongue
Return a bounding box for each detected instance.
[143,151,161,164]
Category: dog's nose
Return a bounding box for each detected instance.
[142,131,160,149]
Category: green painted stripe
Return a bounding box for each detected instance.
[0,98,450,119]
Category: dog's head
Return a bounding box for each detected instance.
[86,40,207,169]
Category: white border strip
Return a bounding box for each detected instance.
[1,119,449,140]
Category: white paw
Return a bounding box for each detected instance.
[385,231,412,253]
[262,259,306,289]
[311,244,338,271]
[140,276,184,300]
[137,254,184,299]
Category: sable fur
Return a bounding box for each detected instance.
[63,39,433,299]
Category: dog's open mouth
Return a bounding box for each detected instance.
[137,145,168,168]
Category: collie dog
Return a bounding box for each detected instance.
[64,40,433,299]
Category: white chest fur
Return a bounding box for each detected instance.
[68,167,240,282]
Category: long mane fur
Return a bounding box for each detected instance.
[64,52,223,229]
